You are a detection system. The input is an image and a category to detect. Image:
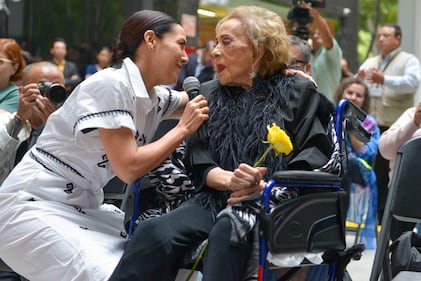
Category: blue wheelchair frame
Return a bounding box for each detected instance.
[258,99,369,281]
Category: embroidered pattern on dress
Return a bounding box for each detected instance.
[97,154,109,168]
[35,147,85,178]
[73,110,133,136]
[29,151,55,174]
[64,183,74,194]
[161,87,173,116]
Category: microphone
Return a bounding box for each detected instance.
[182,76,201,100]
[182,76,208,143]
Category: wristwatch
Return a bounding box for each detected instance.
[6,113,24,139]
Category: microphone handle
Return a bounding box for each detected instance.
[197,122,208,143]
[186,88,208,142]
[188,89,200,100]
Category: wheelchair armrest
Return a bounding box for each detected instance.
[272,170,340,184]
[262,171,341,213]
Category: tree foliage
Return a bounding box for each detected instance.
[23,0,125,60]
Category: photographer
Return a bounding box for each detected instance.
[0,61,65,185]
[290,1,342,101]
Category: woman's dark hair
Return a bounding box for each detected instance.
[334,76,370,113]
[112,10,177,65]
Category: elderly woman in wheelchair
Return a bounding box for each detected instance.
[110,6,366,281]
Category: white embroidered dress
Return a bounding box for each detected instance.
[0,58,182,281]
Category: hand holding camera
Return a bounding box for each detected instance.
[288,0,325,40]
[17,82,67,123]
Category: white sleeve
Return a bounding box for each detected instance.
[72,74,136,148]
[155,86,183,119]
[383,56,421,93]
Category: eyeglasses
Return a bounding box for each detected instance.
[288,59,308,72]
[0,57,13,65]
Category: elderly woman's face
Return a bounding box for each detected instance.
[212,18,255,89]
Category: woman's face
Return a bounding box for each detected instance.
[154,24,188,85]
[0,51,17,85]
[212,18,255,89]
[342,83,365,109]
[97,49,112,68]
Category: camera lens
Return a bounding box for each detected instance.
[48,84,67,105]
[38,82,67,105]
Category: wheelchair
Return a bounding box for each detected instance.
[258,98,369,281]
[125,99,369,281]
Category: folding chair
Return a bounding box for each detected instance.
[369,136,421,281]
[259,99,369,281]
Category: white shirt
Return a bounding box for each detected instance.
[0,112,31,185]
[359,48,421,95]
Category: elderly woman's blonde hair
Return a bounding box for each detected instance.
[216,6,290,78]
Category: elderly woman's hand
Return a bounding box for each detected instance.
[227,163,267,205]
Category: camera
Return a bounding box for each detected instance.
[288,0,326,40]
[38,82,67,105]
[292,0,325,8]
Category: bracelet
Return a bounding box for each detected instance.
[6,114,24,139]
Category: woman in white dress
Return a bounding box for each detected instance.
[0,10,208,281]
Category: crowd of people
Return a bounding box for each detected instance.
[0,2,421,281]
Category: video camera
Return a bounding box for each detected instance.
[38,82,67,105]
[288,0,326,40]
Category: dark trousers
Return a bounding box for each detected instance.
[375,125,390,223]
[109,199,214,281]
[0,260,21,281]
[0,272,21,281]
[109,198,253,281]
[202,216,253,281]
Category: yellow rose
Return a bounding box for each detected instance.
[267,123,293,156]
[253,123,294,168]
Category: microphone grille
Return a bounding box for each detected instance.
[182,76,200,93]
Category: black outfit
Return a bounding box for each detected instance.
[174,54,215,91]
[109,73,335,281]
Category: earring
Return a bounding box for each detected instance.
[249,67,256,79]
